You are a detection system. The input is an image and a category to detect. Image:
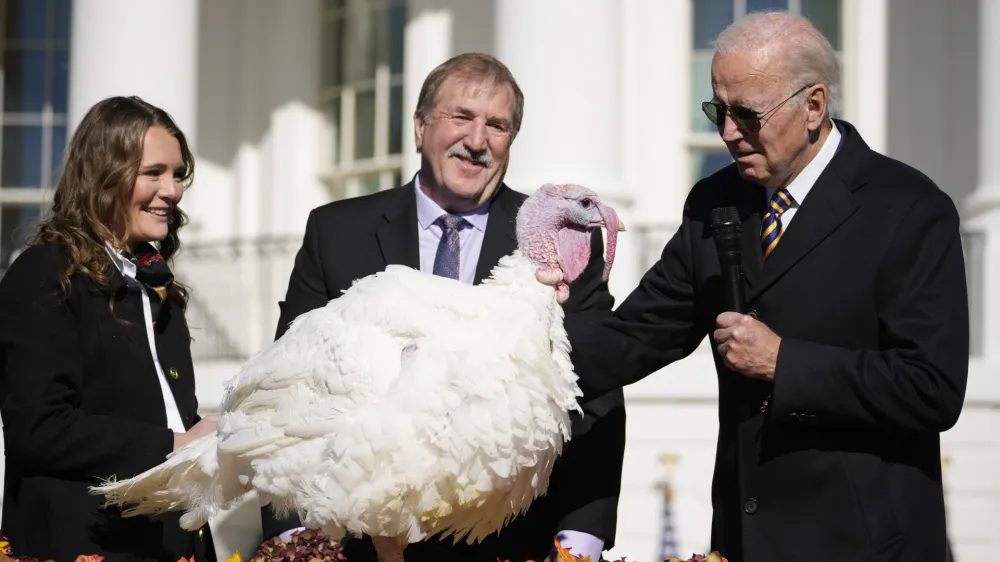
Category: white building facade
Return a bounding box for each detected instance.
[0,0,996,559]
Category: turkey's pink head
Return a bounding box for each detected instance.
[516,183,623,292]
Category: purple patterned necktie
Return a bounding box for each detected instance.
[761,188,794,260]
[433,214,470,279]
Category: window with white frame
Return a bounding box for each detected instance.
[0,0,70,278]
[320,0,406,201]
[689,0,841,184]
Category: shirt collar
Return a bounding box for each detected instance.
[771,119,842,206]
[414,173,491,232]
[104,241,137,280]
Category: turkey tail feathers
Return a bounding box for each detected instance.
[90,431,225,531]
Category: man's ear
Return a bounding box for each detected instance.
[413,111,425,152]
[805,84,829,132]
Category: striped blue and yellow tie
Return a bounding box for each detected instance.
[761,188,794,259]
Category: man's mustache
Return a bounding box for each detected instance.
[448,144,493,167]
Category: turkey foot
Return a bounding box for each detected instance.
[372,536,406,562]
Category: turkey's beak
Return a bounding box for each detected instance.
[599,217,625,232]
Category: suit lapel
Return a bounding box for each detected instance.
[376,183,421,269]
[474,186,520,285]
[737,184,766,291]
[748,164,859,303]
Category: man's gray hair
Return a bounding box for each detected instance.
[713,11,841,118]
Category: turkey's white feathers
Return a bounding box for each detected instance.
[93,251,582,545]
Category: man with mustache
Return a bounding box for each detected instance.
[261,52,627,562]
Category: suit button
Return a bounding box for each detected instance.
[169,367,179,380]
[198,528,204,540]
[744,498,759,514]
[748,308,759,320]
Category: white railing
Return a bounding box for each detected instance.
[176,235,302,362]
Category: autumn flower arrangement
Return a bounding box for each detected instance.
[545,536,728,562]
[0,530,725,562]
[0,528,344,562]
[241,528,347,561]
[0,533,133,562]
[231,532,726,562]
[0,532,193,562]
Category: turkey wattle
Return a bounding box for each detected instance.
[92,183,622,558]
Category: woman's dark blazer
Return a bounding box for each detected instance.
[0,243,215,562]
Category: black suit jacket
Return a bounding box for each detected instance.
[0,243,215,562]
[566,121,969,562]
[262,182,626,561]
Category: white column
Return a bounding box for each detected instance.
[842,0,887,154]
[495,0,624,199]
[967,0,1000,215]
[494,0,638,299]
[622,0,691,263]
[964,0,1000,360]
[68,0,199,147]
[402,4,455,180]
[949,4,1000,559]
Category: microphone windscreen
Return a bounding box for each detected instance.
[711,206,741,228]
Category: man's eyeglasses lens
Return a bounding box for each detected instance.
[702,101,761,131]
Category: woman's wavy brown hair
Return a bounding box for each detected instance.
[29,95,194,311]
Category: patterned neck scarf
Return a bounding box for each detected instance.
[120,242,174,320]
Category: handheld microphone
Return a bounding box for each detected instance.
[710,206,746,313]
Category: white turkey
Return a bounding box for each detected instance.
[92,183,622,561]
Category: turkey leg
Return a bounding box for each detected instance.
[372,536,406,562]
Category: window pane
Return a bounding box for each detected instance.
[3,49,46,112]
[387,3,406,75]
[690,55,717,133]
[1,205,42,273]
[389,84,403,155]
[694,0,733,50]
[747,0,788,13]
[51,124,67,182]
[344,5,385,83]
[52,49,70,113]
[3,126,43,187]
[802,0,841,50]
[322,16,344,89]
[358,173,380,196]
[4,0,46,40]
[53,0,72,39]
[354,90,376,160]
[691,150,734,183]
[370,6,389,71]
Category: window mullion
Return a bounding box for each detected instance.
[734,0,747,19]
[340,89,356,169]
[374,63,390,159]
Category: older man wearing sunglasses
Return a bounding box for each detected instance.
[538,9,968,562]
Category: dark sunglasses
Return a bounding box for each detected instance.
[701,84,813,132]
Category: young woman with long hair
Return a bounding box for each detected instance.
[0,96,218,561]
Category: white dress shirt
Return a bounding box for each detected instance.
[105,242,186,433]
[414,174,490,284]
[765,120,842,228]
